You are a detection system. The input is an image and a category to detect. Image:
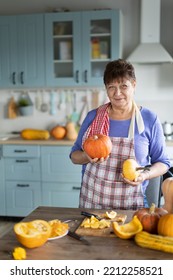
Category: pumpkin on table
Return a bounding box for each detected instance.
[157,213,173,237]
[14,220,51,248]
[133,203,167,234]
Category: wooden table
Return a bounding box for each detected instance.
[0,206,172,260]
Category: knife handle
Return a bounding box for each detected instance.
[68,230,82,241]
[81,211,93,218]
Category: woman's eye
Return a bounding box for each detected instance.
[108,86,114,91]
[121,84,128,89]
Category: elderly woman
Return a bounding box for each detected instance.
[70,59,170,210]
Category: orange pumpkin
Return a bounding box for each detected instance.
[83,134,112,159]
[51,125,66,140]
[157,214,173,237]
[14,220,51,248]
[133,203,167,234]
[122,158,140,181]
[162,177,173,213]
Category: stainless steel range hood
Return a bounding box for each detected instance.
[126,0,173,64]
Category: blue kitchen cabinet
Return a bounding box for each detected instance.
[45,9,122,87]
[0,146,5,215]
[41,146,81,208]
[3,145,41,217]
[0,14,45,88]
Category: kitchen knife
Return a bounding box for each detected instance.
[67,230,90,245]
[136,165,151,171]
[81,211,102,220]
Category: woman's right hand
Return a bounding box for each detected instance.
[84,151,109,164]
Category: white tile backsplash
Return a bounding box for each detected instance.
[1,63,173,132]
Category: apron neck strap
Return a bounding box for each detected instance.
[128,101,144,139]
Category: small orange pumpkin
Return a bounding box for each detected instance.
[83,134,112,159]
[14,220,51,248]
[133,203,167,234]
[122,158,140,181]
[157,213,173,237]
[51,125,66,140]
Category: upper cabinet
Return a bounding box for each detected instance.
[45,10,122,87]
[0,14,45,88]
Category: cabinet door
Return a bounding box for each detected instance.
[41,146,81,183]
[82,10,122,86]
[17,14,45,87]
[42,182,80,208]
[0,16,17,88]
[4,158,40,181]
[45,12,82,87]
[0,14,45,88]
[6,181,41,217]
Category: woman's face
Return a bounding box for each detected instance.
[106,78,136,109]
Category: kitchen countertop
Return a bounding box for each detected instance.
[0,136,75,146]
[0,137,173,146]
[0,206,173,260]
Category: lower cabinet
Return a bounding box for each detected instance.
[42,183,80,208]
[2,144,82,216]
[41,146,81,208]
[6,181,41,217]
[3,145,41,217]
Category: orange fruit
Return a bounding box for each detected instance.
[14,220,51,248]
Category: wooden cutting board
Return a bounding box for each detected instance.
[75,212,127,238]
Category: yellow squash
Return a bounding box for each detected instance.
[135,231,173,253]
[21,129,50,140]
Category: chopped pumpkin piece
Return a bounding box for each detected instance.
[48,219,69,237]
[13,247,26,260]
[112,215,143,239]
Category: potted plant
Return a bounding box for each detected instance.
[18,93,33,116]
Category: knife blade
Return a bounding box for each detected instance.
[81,211,102,220]
[67,230,90,245]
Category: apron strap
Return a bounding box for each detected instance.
[128,101,145,139]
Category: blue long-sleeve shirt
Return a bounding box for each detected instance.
[70,106,170,191]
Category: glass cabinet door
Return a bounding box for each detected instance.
[53,21,73,78]
[45,10,122,87]
[82,10,122,86]
[45,12,81,86]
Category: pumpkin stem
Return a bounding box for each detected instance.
[93,135,98,140]
[149,203,156,214]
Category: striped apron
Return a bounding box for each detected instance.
[79,102,145,210]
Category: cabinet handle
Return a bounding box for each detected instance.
[72,186,81,190]
[20,71,24,84]
[16,159,29,163]
[17,184,30,187]
[12,72,16,84]
[75,70,79,83]
[84,70,88,83]
[14,150,27,153]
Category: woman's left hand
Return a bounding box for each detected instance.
[121,173,146,186]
